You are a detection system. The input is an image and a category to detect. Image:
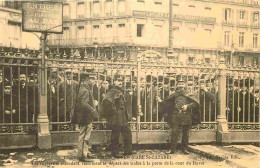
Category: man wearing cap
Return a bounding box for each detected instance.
[157,78,200,154]
[101,75,133,158]
[71,72,98,162]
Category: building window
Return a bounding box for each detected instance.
[137,24,144,37]
[188,5,195,8]
[188,56,195,64]
[93,1,100,17]
[77,2,84,18]
[205,7,211,10]
[205,58,210,64]
[93,25,99,29]
[240,10,245,20]
[224,8,231,21]
[119,24,125,27]
[106,0,112,1]
[253,33,258,48]
[77,26,85,38]
[63,4,70,18]
[224,31,230,46]
[105,0,113,16]
[253,12,259,23]
[106,24,112,28]
[239,56,245,66]
[8,21,21,42]
[239,32,245,47]
[137,0,145,2]
[118,0,126,15]
[173,4,179,6]
[155,1,162,5]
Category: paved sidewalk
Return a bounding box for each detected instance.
[188,144,259,168]
[0,144,258,168]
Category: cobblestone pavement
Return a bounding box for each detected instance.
[0,144,258,168]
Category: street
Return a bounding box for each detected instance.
[1,144,259,168]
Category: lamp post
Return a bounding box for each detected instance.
[37,32,51,149]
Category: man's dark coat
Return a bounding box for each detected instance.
[101,86,129,126]
[160,90,201,126]
[71,83,97,125]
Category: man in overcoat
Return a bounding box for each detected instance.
[59,69,79,122]
[101,75,133,158]
[71,72,98,162]
[157,78,200,154]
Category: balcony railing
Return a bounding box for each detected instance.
[251,23,260,29]
[222,20,234,26]
[47,37,134,46]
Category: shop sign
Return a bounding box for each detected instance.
[22,1,63,33]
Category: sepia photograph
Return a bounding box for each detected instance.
[0,0,259,167]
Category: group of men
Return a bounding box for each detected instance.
[0,72,37,123]
[71,72,134,161]
[69,69,217,162]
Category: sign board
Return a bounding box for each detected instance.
[22,1,63,33]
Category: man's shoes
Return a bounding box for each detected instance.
[182,149,189,155]
[112,154,124,158]
[78,156,94,162]
[165,150,175,154]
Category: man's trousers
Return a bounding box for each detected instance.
[110,124,132,155]
[170,124,191,151]
[78,123,92,158]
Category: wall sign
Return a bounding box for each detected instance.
[22,1,63,33]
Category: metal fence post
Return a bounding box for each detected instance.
[216,53,231,143]
[37,32,51,149]
[136,56,141,144]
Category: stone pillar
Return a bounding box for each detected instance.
[216,54,231,144]
[37,32,51,149]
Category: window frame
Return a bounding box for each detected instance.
[239,32,245,47]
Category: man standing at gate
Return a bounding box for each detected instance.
[101,75,133,158]
[71,71,98,162]
[157,78,200,154]
[59,69,79,122]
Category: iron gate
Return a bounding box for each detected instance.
[0,48,259,149]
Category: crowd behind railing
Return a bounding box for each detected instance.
[1,66,259,128]
[0,47,259,129]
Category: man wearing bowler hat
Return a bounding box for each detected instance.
[157,77,200,154]
[71,71,98,162]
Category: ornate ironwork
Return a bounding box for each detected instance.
[228,124,260,131]
[192,123,217,130]
[0,124,37,134]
